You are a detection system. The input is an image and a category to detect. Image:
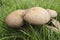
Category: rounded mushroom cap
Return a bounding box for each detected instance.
[10,10,25,16]
[46,9,57,17]
[5,10,25,28]
[24,7,51,25]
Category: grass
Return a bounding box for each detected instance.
[0,0,60,40]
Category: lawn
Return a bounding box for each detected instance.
[0,0,60,40]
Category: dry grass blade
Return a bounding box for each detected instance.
[46,25,59,33]
[52,19,60,30]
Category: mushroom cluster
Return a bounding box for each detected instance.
[6,7,60,33]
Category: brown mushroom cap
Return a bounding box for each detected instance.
[5,10,25,28]
[24,7,51,25]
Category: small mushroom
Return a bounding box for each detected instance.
[24,7,51,25]
[5,10,25,28]
[46,9,57,18]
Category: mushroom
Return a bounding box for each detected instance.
[24,7,51,25]
[46,9,57,18]
[5,10,25,28]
